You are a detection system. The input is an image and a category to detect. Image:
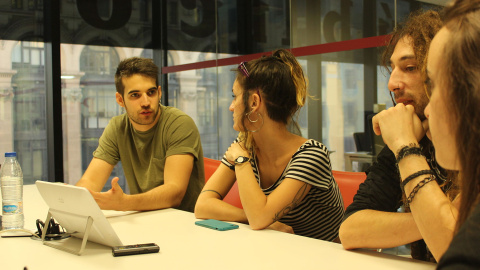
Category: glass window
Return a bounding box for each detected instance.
[0,0,447,186]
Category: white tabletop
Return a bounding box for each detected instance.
[0,185,436,270]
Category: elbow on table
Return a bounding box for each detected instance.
[193,197,209,219]
[166,193,184,209]
[248,218,271,231]
[338,223,359,250]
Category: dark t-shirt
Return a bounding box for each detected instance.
[343,137,450,262]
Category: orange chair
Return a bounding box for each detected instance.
[203,157,243,209]
[332,170,367,209]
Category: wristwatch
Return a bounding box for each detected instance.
[234,156,250,165]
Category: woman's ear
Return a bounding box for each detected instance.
[250,91,261,110]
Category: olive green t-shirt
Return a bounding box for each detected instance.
[93,105,205,212]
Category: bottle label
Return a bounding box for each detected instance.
[3,204,18,213]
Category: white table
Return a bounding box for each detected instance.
[0,185,436,270]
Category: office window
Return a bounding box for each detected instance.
[0,0,446,184]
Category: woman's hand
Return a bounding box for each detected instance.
[225,141,249,164]
[372,103,426,154]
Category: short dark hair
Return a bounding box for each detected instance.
[114,57,159,96]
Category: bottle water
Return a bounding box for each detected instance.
[1,152,24,230]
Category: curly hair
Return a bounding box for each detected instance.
[382,9,443,96]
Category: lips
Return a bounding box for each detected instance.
[396,99,413,106]
[140,110,153,116]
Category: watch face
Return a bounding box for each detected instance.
[235,156,248,164]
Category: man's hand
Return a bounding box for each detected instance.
[372,103,426,154]
[267,221,294,234]
[89,177,128,210]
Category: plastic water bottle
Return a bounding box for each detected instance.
[1,152,24,230]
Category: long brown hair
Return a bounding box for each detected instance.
[442,0,480,232]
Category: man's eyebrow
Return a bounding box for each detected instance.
[127,87,157,95]
[127,90,140,95]
[398,55,416,61]
[389,55,416,64]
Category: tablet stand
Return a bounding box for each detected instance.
[41,211,94,256]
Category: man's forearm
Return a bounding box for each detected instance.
[339,210,422,249]
[76,177,105,192]
[119,184,186,211]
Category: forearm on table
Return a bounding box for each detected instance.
[399,155,457,261]
[121,184,187,211]
[339,210,422,249]
[194,196,248,223]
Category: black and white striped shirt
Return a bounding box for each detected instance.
[223,139,344,241]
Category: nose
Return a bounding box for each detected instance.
[229,100,234,112]
[140,93,150,107]
[387,68,404,93]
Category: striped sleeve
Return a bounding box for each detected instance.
[284,140,333,190]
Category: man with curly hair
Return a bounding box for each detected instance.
[339,10,454,262]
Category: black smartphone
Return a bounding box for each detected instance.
[195,219,239,231]
[112,243,160,257]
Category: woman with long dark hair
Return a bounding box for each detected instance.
[426,0,480,267]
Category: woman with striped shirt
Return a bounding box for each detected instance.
[195,49,344,241]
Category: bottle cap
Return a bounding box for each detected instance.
[5,152,17,157]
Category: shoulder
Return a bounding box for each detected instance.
[103,114,129,134]
[162,106,191,120]
[288,139,332,171]
[293,139,330,159]
[160,106,196,126]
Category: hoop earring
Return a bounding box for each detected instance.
[245,110,264,132]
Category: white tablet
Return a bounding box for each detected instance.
[36,181,123,254]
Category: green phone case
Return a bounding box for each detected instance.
[195,219,239,231]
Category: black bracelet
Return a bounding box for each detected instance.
[201,189,224,200]
[396,144,423,163]
[400,170,434,191]
[405,175,436,207]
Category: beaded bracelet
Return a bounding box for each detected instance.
[396,144,423,163]
[400,170,434,191]
[405,175,436,207]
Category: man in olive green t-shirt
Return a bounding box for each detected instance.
[76,57,204,212]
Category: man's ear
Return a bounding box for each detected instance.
[158,86,162,101]
[115,92,125,107]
